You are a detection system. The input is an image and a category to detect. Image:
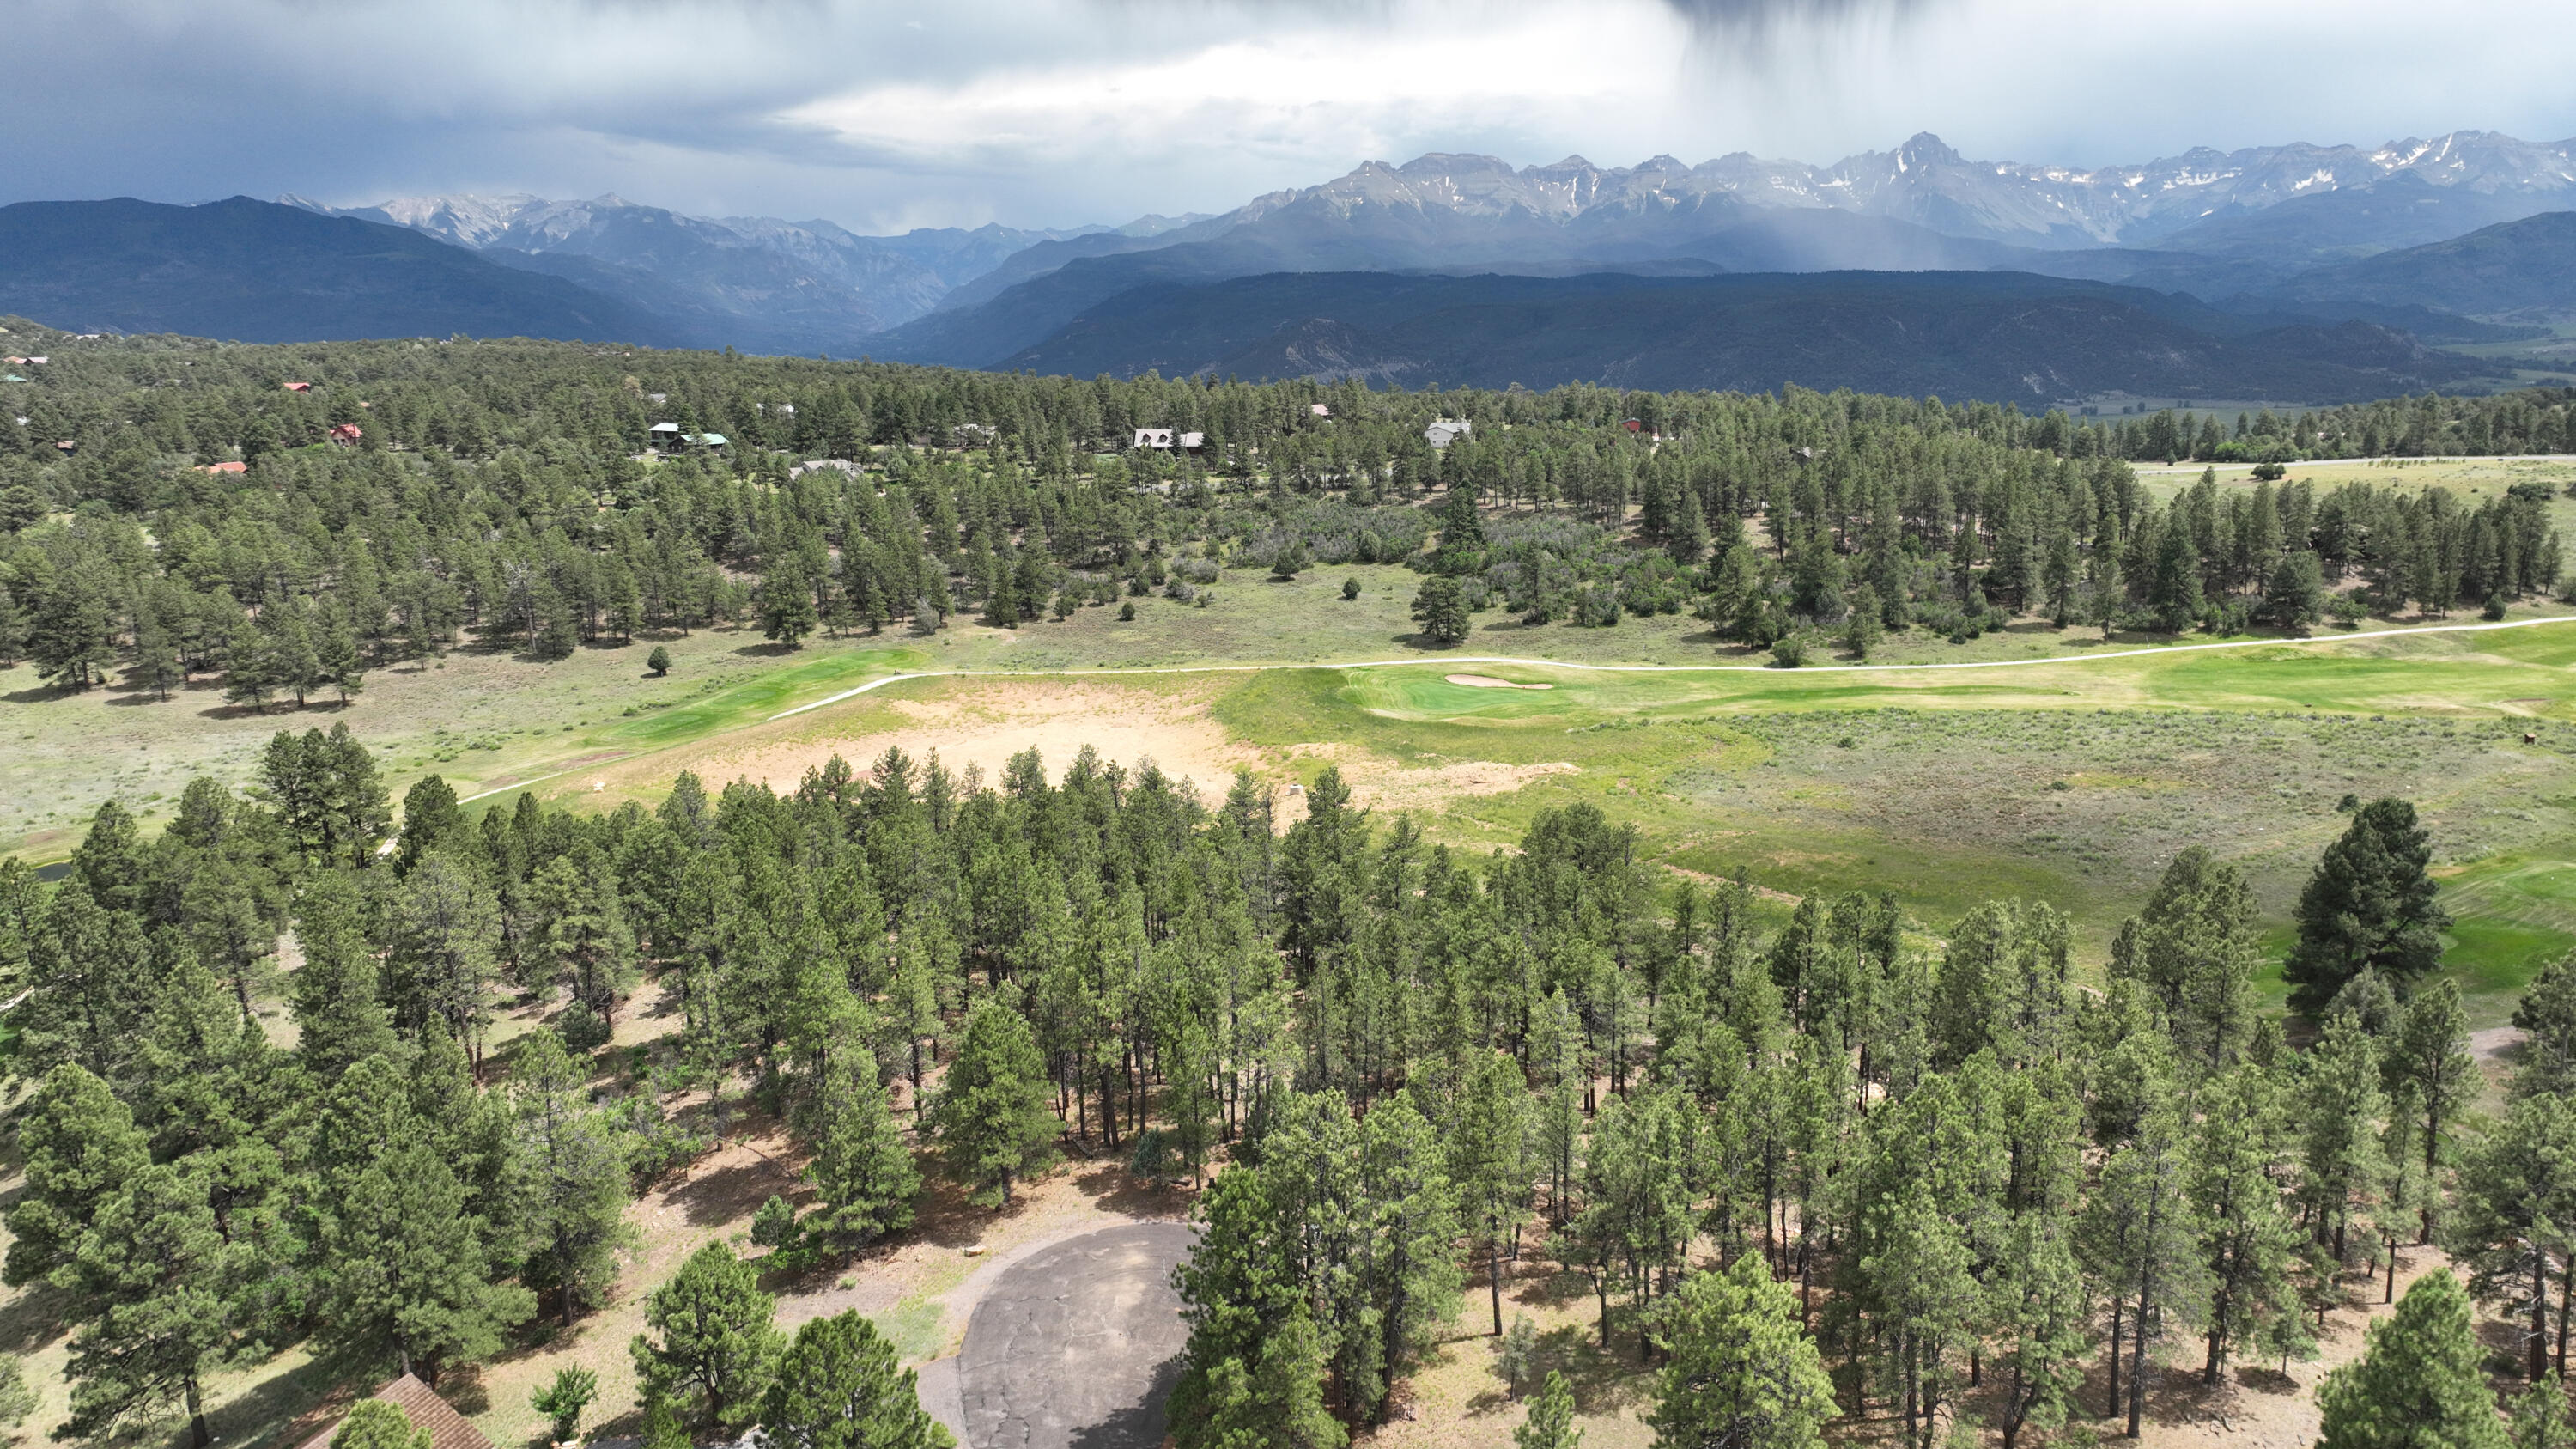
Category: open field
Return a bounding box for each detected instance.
[404,618,2576,1029]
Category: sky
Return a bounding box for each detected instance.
[7,0,2574,236]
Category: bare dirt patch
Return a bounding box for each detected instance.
[704,679,1262,801]
[647,677,1583,832]
[1447,674,1555,690]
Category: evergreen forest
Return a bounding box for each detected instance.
[3,324,2574,703]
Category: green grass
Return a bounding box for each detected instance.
[17,556,2576,1022]
[1200,636,2576,1014]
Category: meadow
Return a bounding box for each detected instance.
[313,610,2563,1035]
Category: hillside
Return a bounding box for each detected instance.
[995,269,2494,402]
[2279,210,2576,323]
[0,197,677,344]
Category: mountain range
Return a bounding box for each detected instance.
[283,192,1209,350]
[4,127,2573,403]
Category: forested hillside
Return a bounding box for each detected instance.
[3,714,2572,1449]
[3,322,2573,709]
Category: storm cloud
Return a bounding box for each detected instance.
[5,0,2572,234]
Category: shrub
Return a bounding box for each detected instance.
[647,644,671,676]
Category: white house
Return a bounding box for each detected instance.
[1178,431,1206,449]
[647,422,682,446]
[1425,418,1473,448]
[1309,403,1331,417]
[1133,428,1176,449]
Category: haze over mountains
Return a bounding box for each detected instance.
[5,128,2573,404]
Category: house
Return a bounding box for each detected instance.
[1133,428,1176,450]
[790,459,859,479]
[283,381,313,393]
[2,376,23,385]
[685,432,729,450]
[950,423,999,447]
[1309,404,1331,418]
[329,423,363,444]
[647,423,683,447]
[23,357,44,366]
[1621,418,1643,433]
[53,440,76,452]
[197,460,249,474]
[1178,431,1206,449]
[294,1375,494,1449]
[1424,418,1472,448]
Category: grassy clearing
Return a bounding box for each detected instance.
[606,626,2576,1022]
[17,540,2575,862]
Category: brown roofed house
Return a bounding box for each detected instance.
[295,1375,495,1449]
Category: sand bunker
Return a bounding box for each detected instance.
[1447,674,1554,690]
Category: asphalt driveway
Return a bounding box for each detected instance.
[953,1221,1196,1449]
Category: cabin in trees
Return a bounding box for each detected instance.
[329,423,363,444]
[1425,418,1472,448]
[647,422,683,447]
[294,1375,492,1449]
[1133,428,1176,449]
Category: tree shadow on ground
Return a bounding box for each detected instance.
[1065,1354,1182,1449]
[1073,1161,1194,1221]
[666,1150,800,1229]
[904,1159,1035,1250]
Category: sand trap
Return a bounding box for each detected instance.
[1447,674,1554,690]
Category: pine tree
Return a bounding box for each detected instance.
[930,998,1059,1208]
[2081,1096,2208,1437]
[2513,955,2576,1099]
[4,1062,149,1288]
[2318,1270,2510,1449]
[321,1136,533,1378]
[762,1311,953,1449]
[1518,1370,1583,1449]
[58,1166,244,1449]
[393,774,465,874]
[802,1047,920,1245]
[2285,798,2449,1013]
[2389,981,2479,1240]
[1452,1049,1534,1336]
[1992,1211,2092,1449]
[762,553,819,648]
[2510,1374,2576,1449]
[293,869,400,1072]
[527,845,638,1038]
[1647,1254,1835,1449]
[510,1028,635,1324]
[1412,576,1469,644]
[631,1240,782,1433]
[2445,1093,2576,1383]
[2189,1065,2297,1385]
